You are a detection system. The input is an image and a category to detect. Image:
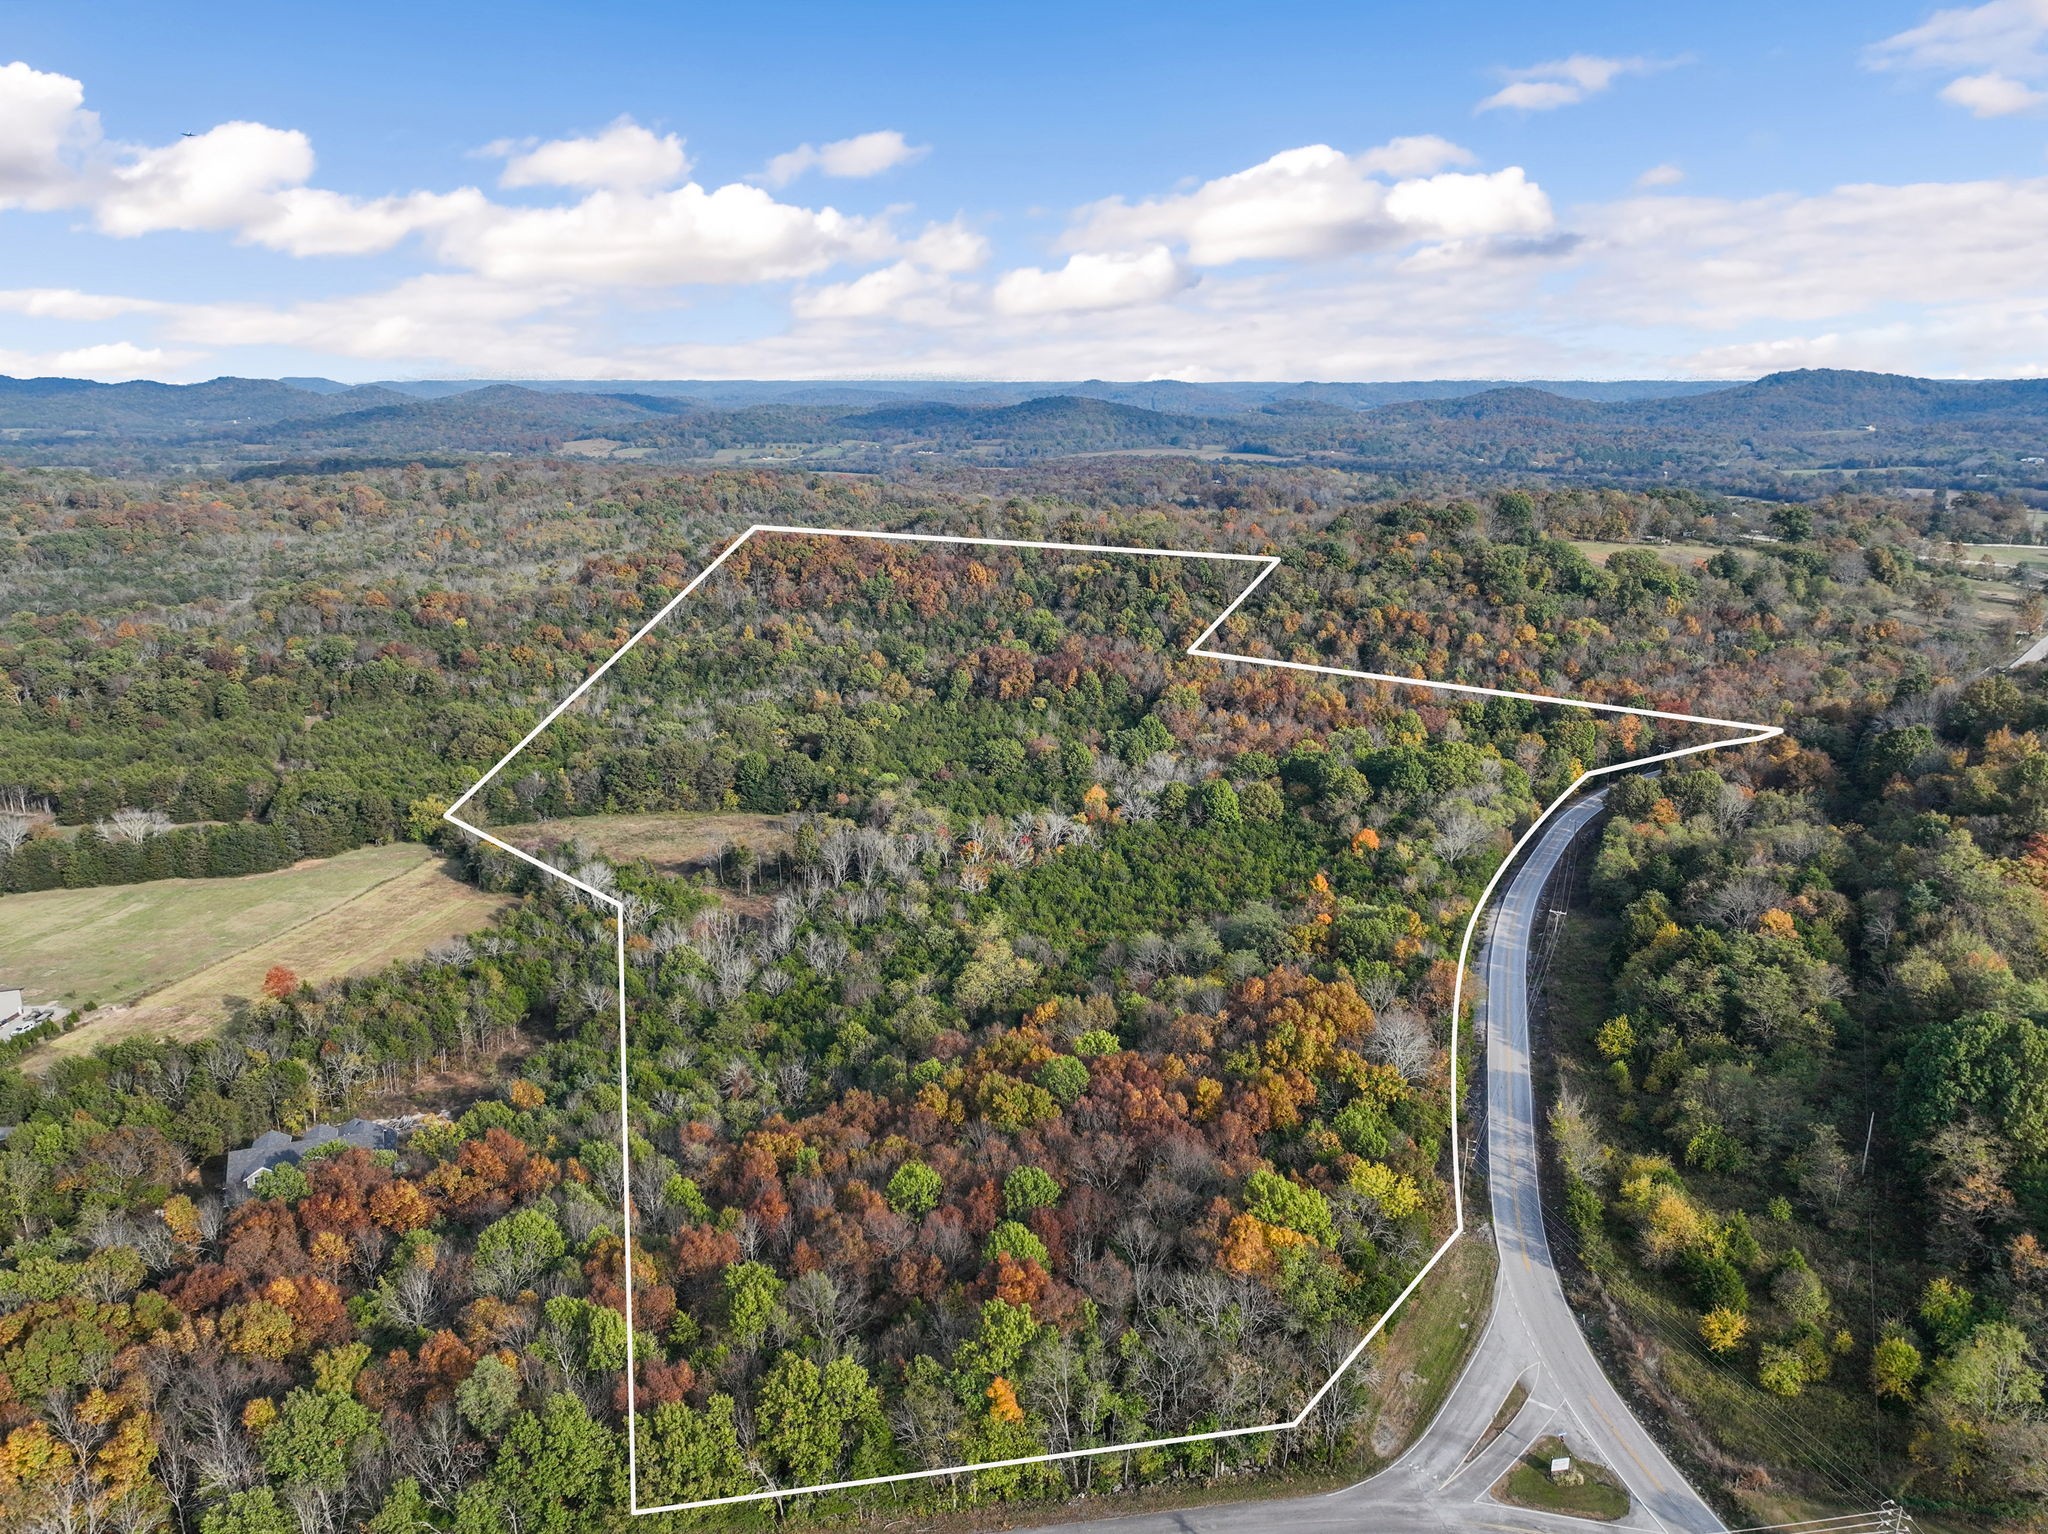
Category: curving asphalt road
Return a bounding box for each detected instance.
[1008,787,1725,1534]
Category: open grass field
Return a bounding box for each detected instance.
[1931,542,2048,567]
[495,810,789,876]
[1569,539,1724,568]
[1,842,512,1063]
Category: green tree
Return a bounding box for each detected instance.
[1901,1012,2048,1155]
[1238,779,1284,822]
[249,1162,309,1204]
[757,1352,888,1486]
[1003,1165,1061,1217]
[722,1260,784,1346]
[199,1489,294,1534]
[984,1220,1050,1267]
[457,1353,522,1436]
[1198,778,1242,826]
[450,1485,507,1534]
[488,1395,621,1534]
[953,930,1040,1014]
[1928,1322,2044,1422]
[1759,1343,1810,1398]
[1243,1168,1335,1245]
[1034,1054,1090,1106]
[1771,1257,1831,1327]
[643,1395,751,1505]
[310,1341,369,1395]
[1721,1209,1764,1270]
[261,1387,380,1489]
[1871,1333,1924,1402]
[473,1205,567,1295]
[544,1294,630,1372]
[1920,1276,1976,1350]
[1770,505,1813,541]
[368,1478,432,1534]
[887,1160,941,1217]
[957,1298,1043,1380]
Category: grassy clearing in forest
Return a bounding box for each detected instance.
[495,810,789,877]
[1569,539,1725,568]
[3,843,509,1062]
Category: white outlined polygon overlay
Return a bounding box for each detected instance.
[444,524,1780,1514]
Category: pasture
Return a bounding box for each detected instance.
[2,842,511,1062]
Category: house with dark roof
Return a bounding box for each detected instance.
[224,1117,399,1202]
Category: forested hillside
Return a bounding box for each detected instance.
[0,458,2043,1530]
[4,370,2047,498]
[1546,666,2048,1523]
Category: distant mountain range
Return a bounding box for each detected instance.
[272,376,1738,410]
[2,369,2045,494]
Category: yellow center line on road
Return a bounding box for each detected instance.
[1587,1395,1666,1494]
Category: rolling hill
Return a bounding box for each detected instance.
[0,368,2043,492]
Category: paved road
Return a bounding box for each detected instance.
[1447,786,1724,1533]
[1007,789,1725,1534]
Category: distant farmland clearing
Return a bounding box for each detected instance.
[1568,539,1724,567]
[494,811,789,877]
[1,843,512,1064]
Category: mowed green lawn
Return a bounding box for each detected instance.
[0,843,512,1060]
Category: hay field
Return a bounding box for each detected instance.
[2,842,511,1062]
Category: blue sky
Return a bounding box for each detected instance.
[3,0,2047,381]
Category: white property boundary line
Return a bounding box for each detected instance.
[443,523,1782,1515]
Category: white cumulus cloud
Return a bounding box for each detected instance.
[1476,54,1671,113]
[0,287,167,320]
[761,130,926,186]
[1939,70,2047,114]
[1063,142,1549,266]
[1352,135,1477,177]
[992,246,1192,315]
[793,261,965,322]
[1868,0,2048,73]
[1868,4,2048,113]
[94,121,314,236]
[0,60,100,208]
[243,187,488,256]
[430,183,894,287]
[162,275,603,373]
[0,339,192,380]
[790,219,988,323]
[498,118,691,191]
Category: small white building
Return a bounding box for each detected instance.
[0,989,72,1044]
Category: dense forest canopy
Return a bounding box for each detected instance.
[0,456,2044,1531]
